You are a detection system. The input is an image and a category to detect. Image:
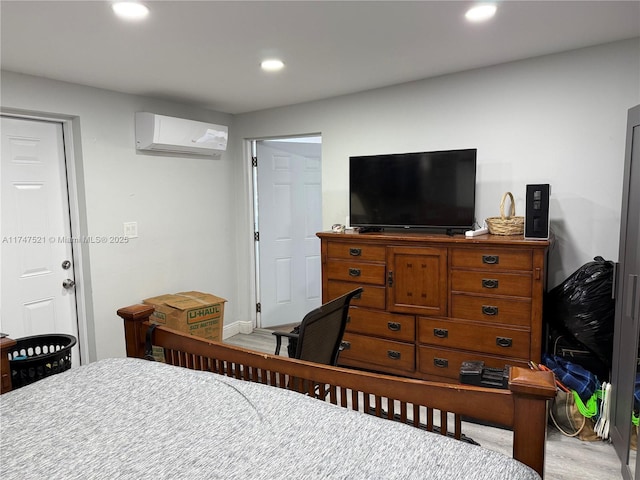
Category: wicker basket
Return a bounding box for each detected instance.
[485,192,524,236]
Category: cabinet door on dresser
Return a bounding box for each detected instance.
[387,246,447,316]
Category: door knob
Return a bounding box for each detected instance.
[63,279,76,289]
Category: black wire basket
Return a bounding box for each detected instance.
[8,334,77,389]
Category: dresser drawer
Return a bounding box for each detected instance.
[450,270,532,297]
[340,332,415,372]
[326,260,386,285]
[417,317,530,358]
[327,281,385,310]
[451,249,532,271]
[327,242,386,262]
[347,307,415,342]
[417,345,529,381]
[451,294,531,327]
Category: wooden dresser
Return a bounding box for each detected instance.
[317,231,550,382]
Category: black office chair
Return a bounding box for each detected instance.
[272,287,363,366]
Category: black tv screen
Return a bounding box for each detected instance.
[349,149,477,230]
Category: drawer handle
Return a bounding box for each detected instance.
[387,322,401,332]
[496,337,513,348]
[340,341,351,350]
[433,328,448,338]
[434,358,449,368]
[482,305,499,316]
[387,350,401,360]
[482,255,499,265]
[482,279,499,289]
[348,268,361,277]
[349,248,362,256]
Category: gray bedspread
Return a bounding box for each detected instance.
[0,358,540,479]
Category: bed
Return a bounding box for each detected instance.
[0,304,556,479]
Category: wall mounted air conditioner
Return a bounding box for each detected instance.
[135,112,228,156]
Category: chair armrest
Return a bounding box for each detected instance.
[272,331,299,355]
[272,331,300,340]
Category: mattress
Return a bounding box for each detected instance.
[0,358,540,479]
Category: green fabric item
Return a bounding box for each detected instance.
[572,389,599,418]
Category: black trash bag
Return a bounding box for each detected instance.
[544,256,615,371]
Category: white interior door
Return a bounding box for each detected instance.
[1,116,79,359]
[256,139,322,328]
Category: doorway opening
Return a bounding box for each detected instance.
[251,136,323,330]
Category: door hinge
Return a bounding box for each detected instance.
[252,156,258,167]
[254,231,259,241]
[256,303,261,313]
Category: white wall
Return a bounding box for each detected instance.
[1,72,236,361]
[1,39,638,360]
[233,39,640,289]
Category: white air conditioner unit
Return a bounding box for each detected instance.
[135,112,228,156]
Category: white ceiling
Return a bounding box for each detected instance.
[1,1,639,114]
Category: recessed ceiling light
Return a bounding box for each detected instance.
[112,2,149,21]
[261,59,285,72]
[465,4,497,22]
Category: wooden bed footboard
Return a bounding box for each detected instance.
[117,304,556,477]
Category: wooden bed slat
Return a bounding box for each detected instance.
[387,396,395,420]
[340,386,347,408]
[351,388,359,411]
[441,409,448,436]
[400,401,407,424]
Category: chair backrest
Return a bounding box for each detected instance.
[294,288,363,365]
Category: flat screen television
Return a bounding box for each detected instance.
[349,148,477,231]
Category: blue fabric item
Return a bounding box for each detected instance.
[635,372,640,411]
[542,354,599,401]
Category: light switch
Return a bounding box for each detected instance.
[124,221,138,238]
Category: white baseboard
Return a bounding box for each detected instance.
[223,320,254,339]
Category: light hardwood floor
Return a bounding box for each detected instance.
[225,329,623,480]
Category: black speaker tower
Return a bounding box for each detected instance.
[524,184,551,240]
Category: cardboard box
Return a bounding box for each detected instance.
[143,291,226,341]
